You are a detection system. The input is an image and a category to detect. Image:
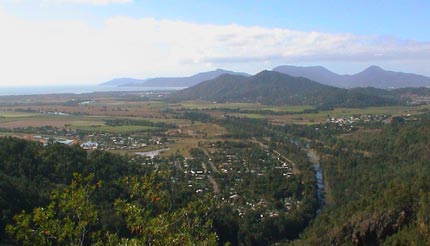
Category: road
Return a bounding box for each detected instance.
[208,175,220,194]
[251,138,299,174]
[201,161,220,194]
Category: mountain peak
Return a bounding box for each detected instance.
[175,70,334,105]
[273,65,341,87]
[255,69,271,75]
[274,64,430,88]
[174,70,395,107]
[254,70,285,79]
[364,65,384,72]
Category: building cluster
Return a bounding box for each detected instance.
[25,129,169,153]
[321,114,390,133]
[165,142,300,218]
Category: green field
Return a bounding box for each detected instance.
[68,118,161,133]
[301,105,429,121]
[228,113,267,119]
[221,105,430,124]
[176,101,314,112]
[70,124,158,133]
[0,111,41,118]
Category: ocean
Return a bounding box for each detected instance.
[0,85,184,96]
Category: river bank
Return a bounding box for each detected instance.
[306,149,325,213]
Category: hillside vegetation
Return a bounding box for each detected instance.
[0,138,216,245]
[296,115,430,245]
[174,71,397,108]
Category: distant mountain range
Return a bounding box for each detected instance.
[273,65,430,88]
[101,78,145,86]
[174,70,396,107]
[100,69,249,88]
[101,65,430,89]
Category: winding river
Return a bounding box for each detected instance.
[306,149,325,213]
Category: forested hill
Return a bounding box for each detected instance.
[174,70,397,108]
[297,114,430,245]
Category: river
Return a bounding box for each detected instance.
[0,85,183,96]
[307,149,325,213]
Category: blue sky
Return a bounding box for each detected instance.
[4,0,429,40]
[0,0,429,85]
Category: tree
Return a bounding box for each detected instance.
[112,174,217,245]
[6,174,100,246]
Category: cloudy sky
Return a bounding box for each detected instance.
[0,0,429,86]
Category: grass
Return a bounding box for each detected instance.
[255,105,430,125]
[69,124,159,133]
[0,111,40,118]
[229,113,266,119]
[177,101,260,110]
[68,115,184,133]
[2,93,429,163]
[326,105,426,116]
[0,112,177,133]
[161,122,227,158]
[161,137,200,158]
[261,105,314,112]
[176,101,314,113]
[2,104,428,130]
[146,101,170,110]
[107,116,190,125]
[0,114,79,128]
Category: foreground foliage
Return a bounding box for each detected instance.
[0,138,216,245]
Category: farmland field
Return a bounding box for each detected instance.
[176,100,314,112]
[1,91,429,156]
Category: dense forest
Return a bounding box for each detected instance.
[0,138,216,245]
[295,115,430,245]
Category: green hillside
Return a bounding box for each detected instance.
[296,115,430,245]
[174,71,397,108]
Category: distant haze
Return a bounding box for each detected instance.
[102,65,430,89]
[273,65,430,89]
[101,69,249,88]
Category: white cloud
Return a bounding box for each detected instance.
[0,9,429,86]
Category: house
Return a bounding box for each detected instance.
[80,141,98,150]
[56,139,74,145]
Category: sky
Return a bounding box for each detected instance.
[0,0,429,86]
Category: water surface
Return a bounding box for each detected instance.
[0,85,183,96]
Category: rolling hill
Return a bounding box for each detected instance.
[174,70,396,107]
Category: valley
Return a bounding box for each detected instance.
[1,88,429,245]
[1,1,429,245]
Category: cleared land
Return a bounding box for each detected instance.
[1,91,429,157]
